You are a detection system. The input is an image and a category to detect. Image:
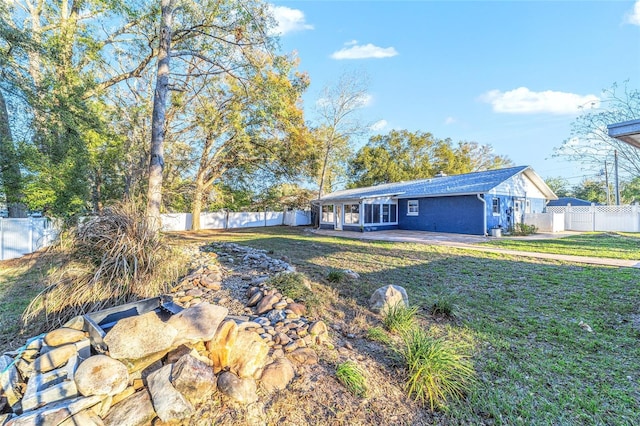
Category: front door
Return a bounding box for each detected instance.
[514,200,522,224]
[335,205,343,230]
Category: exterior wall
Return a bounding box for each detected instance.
[364,224,399,232]
[398,195,485,235]
[486,195,548,230]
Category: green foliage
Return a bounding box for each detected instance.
[621,176,640,204]
[572,179,607,204]
[394,328,475,410]
[366,326,392,344]
[327,269,346,283]
[544,176,571,198]
[268,272,320,310]
[348,130,512,188]
[336,361,368,398]
[382,303,419,334]
[430,295,458,318]
[509,223,538,236]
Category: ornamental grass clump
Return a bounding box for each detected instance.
[383,302,419,334]
[394,327,475,411]
[327,269,346,283]
[268,272,320,310]
[22,202,186,329]
[336,361,368,398]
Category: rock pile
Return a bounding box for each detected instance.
[0,242,330,426]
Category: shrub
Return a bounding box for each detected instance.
[382,303,418,334]
[268,272,320,309]
[510,223,538,236]
[430,294,458,319]
[22,202,186,329]
[327,269,346,283]
[394,328,475,411]
[336,361,368,397]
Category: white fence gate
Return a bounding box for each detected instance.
[545,204,640,232]
[0,218,59,261]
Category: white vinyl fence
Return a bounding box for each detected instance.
[161,210,312,232]
[0,218,60,261]
[543,204,640,232]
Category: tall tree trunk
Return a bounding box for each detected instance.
[146,0,174,231]
[317,143,332,199]
[0,90,26,217]
[192,174,204,231]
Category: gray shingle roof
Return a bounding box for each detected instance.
[320,165,554,201]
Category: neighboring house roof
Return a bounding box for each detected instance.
[546,197,594,207]
[320,165,558,202]
[607,119,640,149]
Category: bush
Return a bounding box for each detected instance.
[366,326,391,344]
[394,328,475,410]
[336,361,368,397]
[22,202,186,329]
[510,223,538,236]
[430,294,458,319]
[382,303,418,334]
[327,269,346,283]
[268,272,320,309]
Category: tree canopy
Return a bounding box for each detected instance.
[348,130,513,188]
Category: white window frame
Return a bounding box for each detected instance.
[407,200,419,216]
[492,198,500,216]
[321,204,334,223]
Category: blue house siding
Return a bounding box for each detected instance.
[398,195,485,235]
[486,195,548,230]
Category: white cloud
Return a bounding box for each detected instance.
[269,6,314,35]
[480,87,600,115]
[331,42,398,60]
[444,117,456,125]
[625,1,640,25]
[371,120,388,131]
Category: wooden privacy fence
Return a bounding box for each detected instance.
[540,204,640,232]
[0,218,59,261]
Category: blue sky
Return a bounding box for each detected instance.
[269,0,640,185]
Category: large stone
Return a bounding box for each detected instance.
[43,328,87,347]
[259,358,295,393]
[58,410,104,426]
[227,330,270,379]
[287,348,318,366]
[103,390,156,426]
[171,354,216,404]
[0,354,21,410]
[217,372,258,404]
[206,320,238,374]
[147,364,194,422]
[75,355,129,397]
[103,311,178,360]
[32,344,78,374]
[369,285,409,314]
[5,395,103,426]
[167,302,228,346]
[255,294,279,314]
[286,303,306,316]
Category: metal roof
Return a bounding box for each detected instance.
[607,119,640,149]
[319,165,557,201]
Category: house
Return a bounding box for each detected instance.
[546,197,594,207]
[607,118,640,150]
[317,165,557,236]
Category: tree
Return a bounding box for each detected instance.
[572,179,606,204]
[555,82,640,179]
[312,72,369,198]
[348,130,513,188]
[544,176,571,198]
[621,177,640,204]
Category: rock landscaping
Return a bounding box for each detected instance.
[0,242,332,426]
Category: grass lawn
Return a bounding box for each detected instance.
[481,232,640,260]
[181,227,640,425]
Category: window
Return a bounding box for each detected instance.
[321,205,334,223]
[492,198,500,215]
[344,204,360,224]
[364,203,398,224]
[407,200,419,216]
[525,200,531,214]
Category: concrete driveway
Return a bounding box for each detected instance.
[311,229,640,268]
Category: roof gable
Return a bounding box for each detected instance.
[320,166,557,201]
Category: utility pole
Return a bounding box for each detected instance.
[604,160,610,205]
[614,150,620,205]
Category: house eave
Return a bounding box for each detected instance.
[607,119,640,149]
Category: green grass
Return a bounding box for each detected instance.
[394,327,475,410]
[327,269,346,283]
[366,326,391,344]
[482,232,640,260]
[382,303,419,334]
[192,226,640,424]
[335,361,368,397]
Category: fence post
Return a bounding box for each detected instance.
[29,217,34,253]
